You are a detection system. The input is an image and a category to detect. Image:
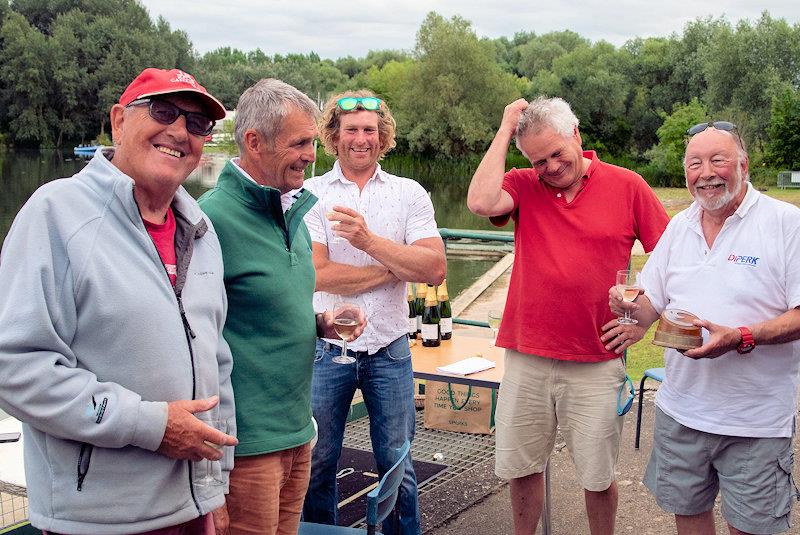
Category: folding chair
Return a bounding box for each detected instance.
[634,367,665,449]
[299,440,411,535]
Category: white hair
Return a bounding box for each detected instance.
[515,96,579,154]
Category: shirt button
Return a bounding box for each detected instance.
[556,193,562,198]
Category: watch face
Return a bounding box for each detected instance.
[737,343,755,354]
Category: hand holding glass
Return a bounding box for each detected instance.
[325,199,353,244]
[615,270,641,325]
[194,419,227,487]
[332,300,361,365]
[488,310,503,346]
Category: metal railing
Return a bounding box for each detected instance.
[438,228,513,243]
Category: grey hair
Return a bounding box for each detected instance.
[515,97,579,154]
[234,79,319,151]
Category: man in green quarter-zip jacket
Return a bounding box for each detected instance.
[199,78,366,535]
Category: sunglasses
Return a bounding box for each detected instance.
[337,97,381,111]
[687,121,738,137]
[127,98,216,137]
[617,374,636,416]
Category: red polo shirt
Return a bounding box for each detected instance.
[144,207,177,287]
[492,151,668,362]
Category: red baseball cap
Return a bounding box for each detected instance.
[119,68,226,120]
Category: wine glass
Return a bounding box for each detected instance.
[615,269,641,325]
[332,299,361,365]
[324,198,355,245]
[488,309,503,346]
[194,419,226,487]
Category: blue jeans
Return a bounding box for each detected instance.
[303,335,420,534]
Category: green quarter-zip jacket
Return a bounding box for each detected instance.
[199,161,317,455]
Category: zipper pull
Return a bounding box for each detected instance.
[77,443,92,491]
[177,295,196,339]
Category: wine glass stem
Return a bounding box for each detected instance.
[342,339,347,358]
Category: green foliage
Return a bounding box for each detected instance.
[766,87,800,170]
[396,12,521,158]
[515,30,588,79]
[0,0,194,147]
[195,50,348,110]
[644,98,709,186]
[2,3,800,168]
[95,131,111,146]
[209,118,238,155]
[700,13,800,146]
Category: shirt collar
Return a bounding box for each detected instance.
[686,181,755,223]
[231,157,304,213]
[331,160,386,184]
[582,150,599,180]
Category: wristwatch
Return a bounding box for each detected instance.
[736,326,755,354]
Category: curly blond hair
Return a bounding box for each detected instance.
[318,89,397,159]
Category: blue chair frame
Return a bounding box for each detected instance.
[299,440,412,535]
[634,367,665,449]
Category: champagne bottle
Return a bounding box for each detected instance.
[421,284,441,347]
[407,283,417,340]
[415,283,426,333]
[437,279,452,340]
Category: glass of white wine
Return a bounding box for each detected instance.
[332,299,361,365]
[194,419,227,487]
[488,309,503,347]
[324,198,355,245]
[615,269,641,325]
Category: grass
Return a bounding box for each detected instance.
[624,186,800,382]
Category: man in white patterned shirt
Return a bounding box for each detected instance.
[302,90,446,534]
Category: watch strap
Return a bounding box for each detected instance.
[736,326,755,354]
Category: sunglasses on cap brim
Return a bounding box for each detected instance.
[337,97,381,111]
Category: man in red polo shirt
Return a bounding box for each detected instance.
[467,96,669,535]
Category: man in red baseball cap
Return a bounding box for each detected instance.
[0,67,237,535]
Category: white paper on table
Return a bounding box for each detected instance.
[436,356,496,376]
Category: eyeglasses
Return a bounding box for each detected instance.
[617,374,636,416]
[126,98,216,137]
[687,121,738,137]
[337,97,381,111]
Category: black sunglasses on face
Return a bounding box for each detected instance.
[127,98,215,137]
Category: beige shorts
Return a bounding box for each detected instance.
[494,349,626,491]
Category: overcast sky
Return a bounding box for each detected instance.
[138,1,800,59]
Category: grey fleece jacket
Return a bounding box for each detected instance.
[0,149,235,534]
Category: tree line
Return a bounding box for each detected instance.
[1,1,800,185]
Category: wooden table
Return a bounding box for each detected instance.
[410,334,552,535]
[410,334,505,388]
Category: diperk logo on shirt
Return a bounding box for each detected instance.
[727,253,759,266]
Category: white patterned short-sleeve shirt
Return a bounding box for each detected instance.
[303,161,440,354]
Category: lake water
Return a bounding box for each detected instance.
[0,149,501,298]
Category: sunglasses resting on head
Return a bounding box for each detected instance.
[127,98,216,137]
[337,96,381,111]
[686,121,738,137]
